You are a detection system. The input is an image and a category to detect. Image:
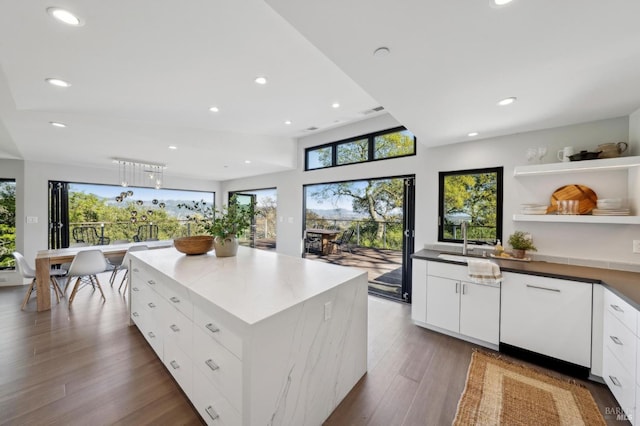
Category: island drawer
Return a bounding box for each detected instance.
[193,301,243,360]
[163,304,193,350]
[192,371,241,426]
[164,342,193,398]
[604,310,637,376]
[162,277,193,320]
[193,324,243,413]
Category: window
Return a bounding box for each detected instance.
[0,179,16,269]
[336,139,368,165]
[305,126,416,171]
[438,167,503,244]
[48,181,214,249]
[307,146,333,170]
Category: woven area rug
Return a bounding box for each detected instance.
[453,351,606,425]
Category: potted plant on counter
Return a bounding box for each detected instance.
[178,194,255,257]
[507,231,537,259]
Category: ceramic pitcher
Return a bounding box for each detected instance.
[598,142,628,158]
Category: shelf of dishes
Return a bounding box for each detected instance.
[512,214,640,224]
[513,155,640,177]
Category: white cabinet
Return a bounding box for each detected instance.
[500,272,592,367]
[602,288,638,422]
[411,259,427,323]
[420,261,500,347]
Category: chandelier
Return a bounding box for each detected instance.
[114,158,166,189]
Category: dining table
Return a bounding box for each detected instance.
[34,240,173,311]
[305,228,340,255]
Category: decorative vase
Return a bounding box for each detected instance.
[213,235,239,257]
[512,249,526,259]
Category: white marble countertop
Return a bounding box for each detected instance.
[131,246,367,325]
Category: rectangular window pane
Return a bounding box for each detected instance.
[307,146,333,169]
[374,129,415,159]
[0,179,16,269]
[439,168,503,244]
[337,139,368,165]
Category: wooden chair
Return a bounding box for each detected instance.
[13,252,67,310]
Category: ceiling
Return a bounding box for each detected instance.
[1,1,640,182]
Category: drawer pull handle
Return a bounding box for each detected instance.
[206,323,220,333]
[133,268,139,272]
[170,296,180,303]
[148,302,156,308]
[132,287,139,291]
[462,283,467,295]
[205,406,219,421]
[610,304,624,313]
[132,312,139,317]
[170,324,180,332]
[610,335,623,345]
[148,280,156,285]
[455,283,459,294]
[148,332,155,339]
[205,359,220,371]
[170,360,180,370]
[526,284,560,293]
[609,375,622,387]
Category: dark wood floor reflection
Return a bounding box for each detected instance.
[0,275,624,425]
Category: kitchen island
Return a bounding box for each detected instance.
[128,246,368,426]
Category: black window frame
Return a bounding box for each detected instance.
[304,126,416,171]
[0,178,17,270]
[437,166,503,245]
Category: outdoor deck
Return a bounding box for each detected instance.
[305,246,403,299]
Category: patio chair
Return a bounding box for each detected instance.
[329,229,354,254]
[133,225,158,242]
[304,231,321,254]
[72,226,110,245]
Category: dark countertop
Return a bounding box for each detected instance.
[412,249,640,309]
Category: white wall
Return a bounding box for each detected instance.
[2,158,220,286]
[225,114,640,264]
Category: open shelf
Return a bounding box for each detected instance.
[513,156,640,177]
[513,214,640,224]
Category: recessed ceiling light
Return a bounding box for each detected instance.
[497,97,517,106]
[49,121,66,128]
[373,47,390,57]
[331,102,340,109]
[254,76,267,85]
[46,7,82,26]
[284,120,292,125]
[494,0,513,5]
[468,132,479,137]
[168,145,177,150]
[244,160,252,164]
[209,106,219,113]
[45,78,71,87]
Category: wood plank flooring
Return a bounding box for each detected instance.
[0,275,625,425]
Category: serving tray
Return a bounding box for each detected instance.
[548,184,597,214]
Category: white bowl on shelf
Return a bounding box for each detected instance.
[596,198,622,210]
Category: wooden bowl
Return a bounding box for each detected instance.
[173,236,214,255]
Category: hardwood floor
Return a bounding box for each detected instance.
[0,276,625,425]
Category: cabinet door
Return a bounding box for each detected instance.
[411,260,427,323]
[426,275,459,333]
[460,282,500,345]
[501,273,592,367]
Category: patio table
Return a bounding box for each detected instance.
[305,229,340,255]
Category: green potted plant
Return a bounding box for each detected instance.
[507,231,537,259]
[178,194,255,257]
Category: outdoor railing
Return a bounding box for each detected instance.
[306,218,403,250]
[65,220,201,247]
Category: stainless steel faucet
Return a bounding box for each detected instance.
[461,221,468,255]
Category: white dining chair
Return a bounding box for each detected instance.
[66,249,109,308]
[118,245,149,292]
[107,239,131,285]
[13,252,67,310]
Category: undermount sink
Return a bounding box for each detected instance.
[437,253,472,262]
